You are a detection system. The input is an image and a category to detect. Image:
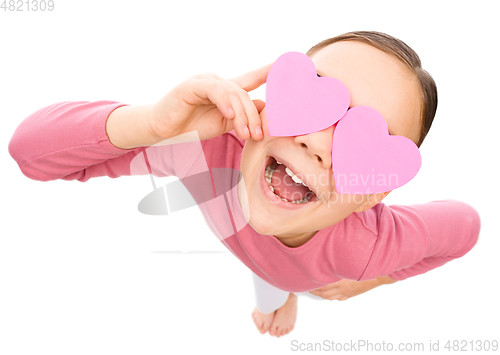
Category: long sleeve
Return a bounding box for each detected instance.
[357,200,481,281]
[8,101,174,182]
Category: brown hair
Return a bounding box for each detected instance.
[306,31,437,147]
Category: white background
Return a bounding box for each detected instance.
[1,1,499,354]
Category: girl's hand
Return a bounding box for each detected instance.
[309,276,397,301]
[148,63,272,142]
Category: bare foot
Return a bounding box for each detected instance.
[269,293,298,337]
[251,307,275,334]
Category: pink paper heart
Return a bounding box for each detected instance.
[265,51,350,136]
[332,106,421,194]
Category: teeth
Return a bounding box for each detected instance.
[265,164,273,184]
[285,167,305,185]
[264,157,315,204]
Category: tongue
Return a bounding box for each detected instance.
[271,164,311,201]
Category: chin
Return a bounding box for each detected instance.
[246,210,279,236]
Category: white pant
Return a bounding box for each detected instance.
[252,272,324,314]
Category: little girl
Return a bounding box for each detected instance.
[9,31,480,338]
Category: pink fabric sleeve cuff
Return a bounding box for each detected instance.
[95,102,133,153]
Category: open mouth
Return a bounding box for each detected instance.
[264,156,317,204]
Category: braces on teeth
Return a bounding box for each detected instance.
[265,160,314,204]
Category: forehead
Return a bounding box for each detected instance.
[310,40,422,144]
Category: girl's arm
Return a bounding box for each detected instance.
[9,65,271,182]
[106,104,162,149]
[8,101,161,182]
[311,200,480,301]
[358,200,481,282]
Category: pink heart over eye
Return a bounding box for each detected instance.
[265,51,350,136]
[332,106,421,194]
[265,51,422,194]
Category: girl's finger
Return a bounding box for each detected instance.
[226,82,263,140]
[316,289,341,299]
[253,99,266,114]
[327,294,342,300]
[315,284,339,292]
[211,74,264,141]
[216,81,251,140]
[193,74,249,139]
[189,78,235,119]
[230,62,274,92]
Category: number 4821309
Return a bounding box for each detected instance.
[1,0,55,11]
[445,340,498,352]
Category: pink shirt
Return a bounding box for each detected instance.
[9,101,481,292]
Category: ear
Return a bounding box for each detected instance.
[354,191,391,213]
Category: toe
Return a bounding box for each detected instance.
[262,321,271,334]
[259,323,266,334]
[276,327,282,337]
[269,326,276,336]
[255,321,262,332]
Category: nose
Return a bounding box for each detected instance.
[294,125,334,169]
